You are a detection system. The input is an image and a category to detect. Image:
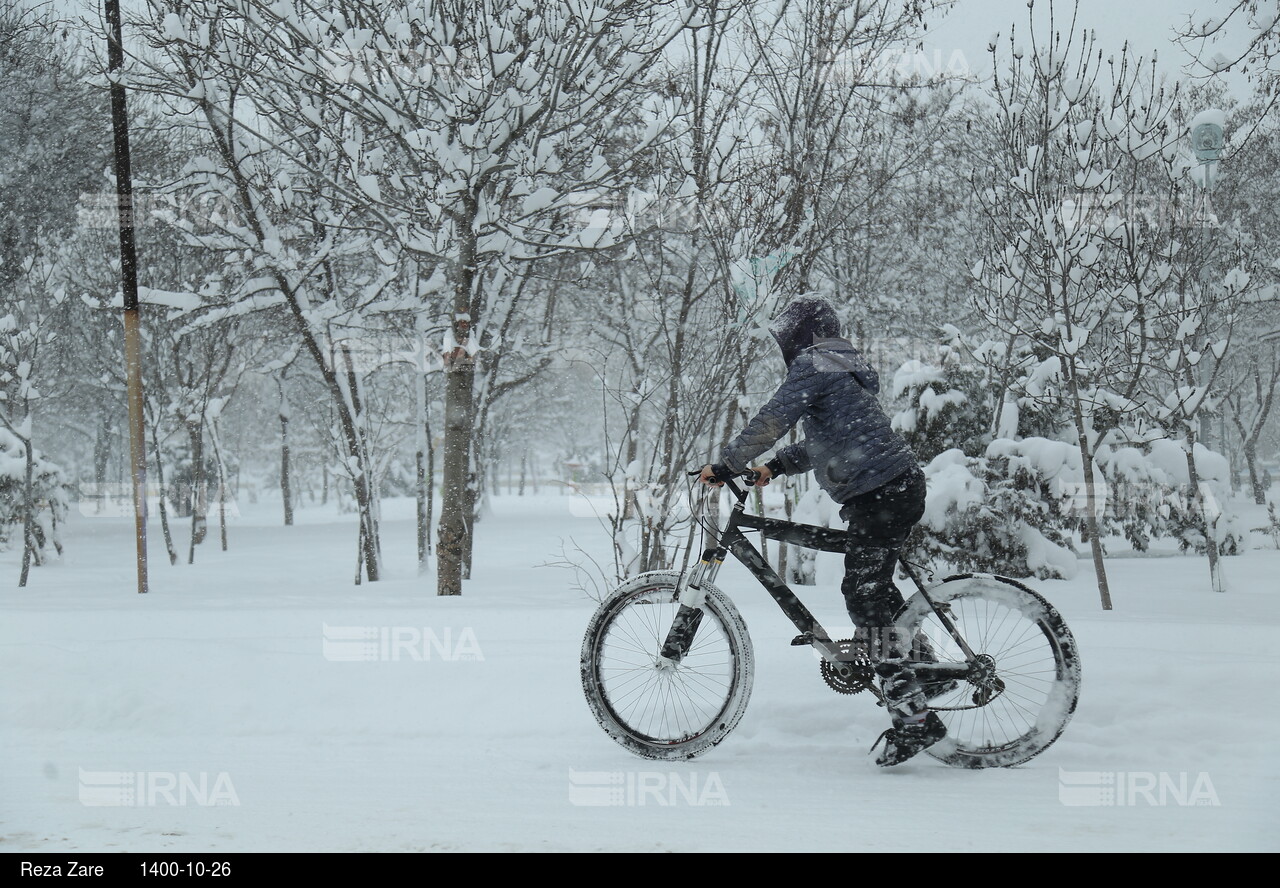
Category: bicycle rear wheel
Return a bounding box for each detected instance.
[894,573,1081,768]
[581,570,753,761]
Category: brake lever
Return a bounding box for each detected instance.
[686,467,758,491]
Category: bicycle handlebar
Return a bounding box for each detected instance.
[686,466,761,497]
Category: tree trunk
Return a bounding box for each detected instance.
[1066,367,1113,610]
[48,493,62,557]
[1244,438,1264,505]
[279,381,293,526]
[334,342,381,582]
[414,312,430,573]
[438,359,474,595]
[1185,428,1224,592]
[209,420,230,552]
[355,517,365,585]
[187,421,206,564]
[462,468,477,580]
[18,431,35,587]
[620,401,643,520]
[416,448,428,566]
[1232,385,1275,506]
[218,469,228,550]
[150,421,178,565]
[1077,441,1113,610]
[426,417,435,558]
[437,213,478,596]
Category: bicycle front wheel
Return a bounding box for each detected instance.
[581,570,754,761]
[894,573,1081,769]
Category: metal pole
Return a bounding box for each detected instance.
[105,0,149,594]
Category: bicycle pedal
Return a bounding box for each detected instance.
[790,633,815,647]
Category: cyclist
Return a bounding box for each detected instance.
[699,294,942,766]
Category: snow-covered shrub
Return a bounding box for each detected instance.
[0,427,69,554]
[1267,502,1280,550]
[892,348,990,462]
[907,446,1079,580]
[1095,440,1245,556]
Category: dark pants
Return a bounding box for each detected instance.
[838,466,926,632]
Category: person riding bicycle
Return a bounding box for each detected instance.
[699,294,943,766]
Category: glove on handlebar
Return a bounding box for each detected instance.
[708,463,737,485]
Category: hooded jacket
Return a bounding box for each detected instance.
[718,296,918,502]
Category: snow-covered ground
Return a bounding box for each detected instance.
[3,491,1278,852]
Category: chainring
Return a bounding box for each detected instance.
[820,639,876,695]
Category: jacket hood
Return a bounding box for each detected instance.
[809,337,880,394]
[769,296,840,366]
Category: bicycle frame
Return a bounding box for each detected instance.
[661,475,975,681]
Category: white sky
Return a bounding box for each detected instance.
[61,0,1252,100]
[921,0,1249,95]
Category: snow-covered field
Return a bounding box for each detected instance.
[3,492,1278,852]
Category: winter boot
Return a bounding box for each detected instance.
[870,662,947,766]
[870,711,948,767]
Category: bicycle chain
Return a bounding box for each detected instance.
[925,675,1007,711]
[820,639,1009,710]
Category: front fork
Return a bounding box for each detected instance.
[657,548,724,664]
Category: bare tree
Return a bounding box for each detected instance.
[126,0,418,580]
[971,4,1195,608]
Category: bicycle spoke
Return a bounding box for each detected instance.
[593,585,737,744]
[900,577,1079,763]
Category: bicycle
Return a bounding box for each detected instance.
[580,469,1081,768]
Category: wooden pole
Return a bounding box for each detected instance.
[105,0,148,594]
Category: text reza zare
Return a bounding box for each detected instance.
[20,862,105,877]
